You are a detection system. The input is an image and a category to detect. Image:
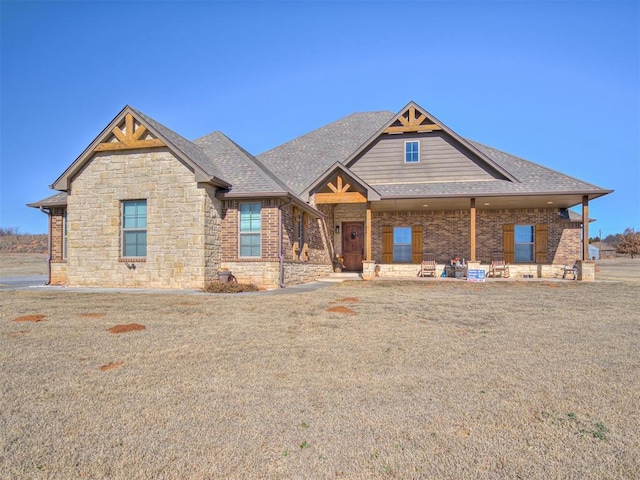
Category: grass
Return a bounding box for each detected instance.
[1,278,639,478]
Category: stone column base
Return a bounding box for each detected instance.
[577,260,595,281]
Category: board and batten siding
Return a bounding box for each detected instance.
[350,132,498,184]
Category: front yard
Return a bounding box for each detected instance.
[1,279,639,479]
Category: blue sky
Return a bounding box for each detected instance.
[1,0,638,237]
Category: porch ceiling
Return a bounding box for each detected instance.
[371,194,590,212]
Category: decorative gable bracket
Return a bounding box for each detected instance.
[384,106,442,134]
[315,174,367,204]
[94,113,165,152]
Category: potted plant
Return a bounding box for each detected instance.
[217,267,232,283]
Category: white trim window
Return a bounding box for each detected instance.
[122,200,147,258]
[393,226,412,263]
[239,202,261,257]
[404,140,420,163]
[514,225,534,262]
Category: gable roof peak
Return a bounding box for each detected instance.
[51,105,231,191]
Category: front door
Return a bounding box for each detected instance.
[342,222,364,272]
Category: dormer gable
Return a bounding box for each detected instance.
[304,163,380,204]
[344,101,519,185]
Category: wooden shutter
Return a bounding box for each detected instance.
[382,226,393,263]
[503,224,515,263]
[412,225,423,264]
[535,224,548,263]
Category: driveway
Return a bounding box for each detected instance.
[0,275,48,290]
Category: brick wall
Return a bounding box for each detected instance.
[220,200,332,285]
[66,148,218,289]
[50,207,65,262]
[371,208,581,266]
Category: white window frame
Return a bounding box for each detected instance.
[238,202,261,258]
[404,140,420,163]
[121,200,147,259]
[393,226,412,263]
[514,225,535,262]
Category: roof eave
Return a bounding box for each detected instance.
[214,191,323,218]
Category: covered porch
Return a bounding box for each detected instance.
[312,171,597,280]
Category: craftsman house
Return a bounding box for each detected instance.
[29,101,612,288]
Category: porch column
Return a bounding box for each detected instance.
[582,195,589,261]
[366,202,372,261]
[470,198,476,261]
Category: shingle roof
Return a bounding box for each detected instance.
[256,108,610,199]
[130,107,226,182]
[469,141,608,194]
[194,131,291,195]
[256,111,395,195]
[27,192,68,207]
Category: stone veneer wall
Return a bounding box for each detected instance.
[203,185,223,281]
[220,261,333,289]
[66,149,218,289]
[371,208,581,267]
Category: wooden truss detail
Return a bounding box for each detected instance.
[384,106,442,134]
[94,113,165,152]
[316,174,366,204]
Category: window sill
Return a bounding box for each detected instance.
[119,257,146,263]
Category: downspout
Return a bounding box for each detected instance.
[39,206,52,285]
[278,198,293,288]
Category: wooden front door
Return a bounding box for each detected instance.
[342,222,364,271]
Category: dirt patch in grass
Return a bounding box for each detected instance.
[326,306,355,315]
[80,313,106,318]
[106,323,145,334]
[98,361,123,371]
[12,314,46,322]
[330,297,359,303]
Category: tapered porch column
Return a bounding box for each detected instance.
[470,198,476,261]
[582,195,589,260]
[365,202,372,261]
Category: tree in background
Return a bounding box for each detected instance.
[616,228,640,258]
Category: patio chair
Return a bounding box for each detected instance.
[562,262,578,280]
[488,252,510,278]
[418,253,437,277]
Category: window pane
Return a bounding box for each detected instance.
[515,244,534,262]
[240,202,261,233]
[123,200,146,228]
[394,245,412,263]
[405,141,419,163]
[394,227,412,244]
[124,231,146,257]
[393,227,412,262]
[514,225,534,262]
[515,225,534,243]
[240,233,260,257]
[122,200,147,257]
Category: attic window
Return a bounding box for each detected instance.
[405,141,419,163]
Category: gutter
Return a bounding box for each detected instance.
[278,198,293,288]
